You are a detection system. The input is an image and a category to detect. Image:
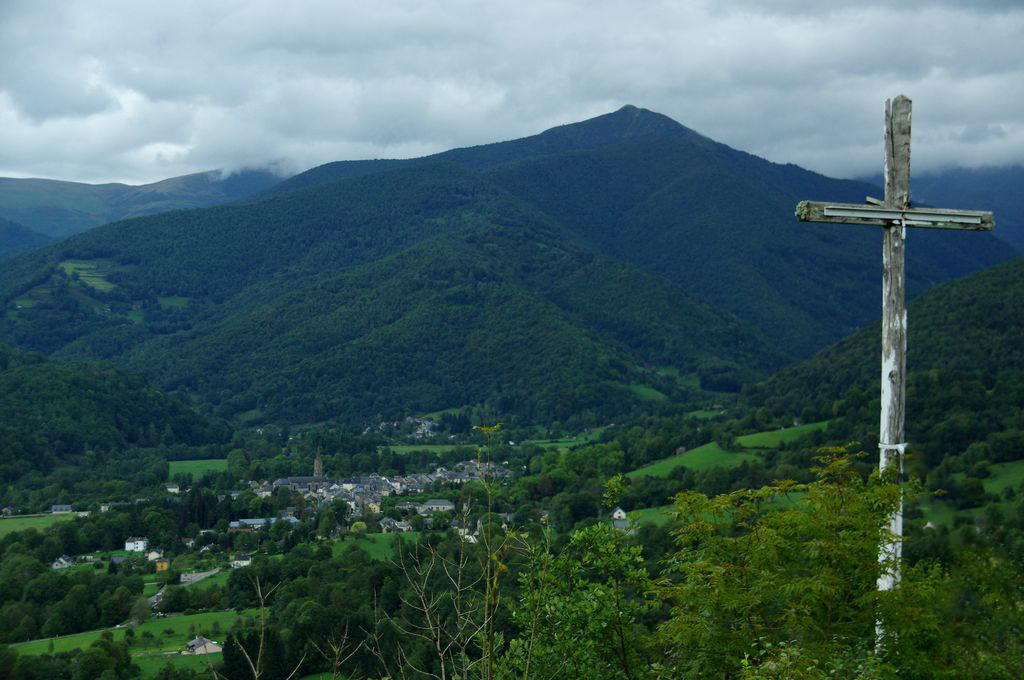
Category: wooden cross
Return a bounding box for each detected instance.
[795,95,994,614]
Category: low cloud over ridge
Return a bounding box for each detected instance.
[1,0,1022,184]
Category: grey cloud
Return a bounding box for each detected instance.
[0,0,1022,184]
[953,124,1008,143]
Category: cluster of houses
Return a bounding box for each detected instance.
[44,456,516,573]
[249,458,510,517]
[51,537,171,571]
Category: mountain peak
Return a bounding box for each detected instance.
[535,104,697,149]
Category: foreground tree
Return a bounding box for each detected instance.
[656,449,1024,679]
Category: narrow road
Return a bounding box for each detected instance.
[180,569,220,586]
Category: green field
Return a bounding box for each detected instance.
[655,367,700,389]
[627,505,674,526]
[184,570,231,590]
[528,437,587,450]
[383,443,472,455]
[629,383,667,401]
[59,259,117,292]
[333,532,422,560]
[418,406,465,418]
[628,441,761,478]
[735,421,830,447]
[980,459,1024,495]
[916,459,1024,528]
[687,409,722,420]
[12,608,259,656]
[167,459,228,480]
[627,422,830,479]
[157,295,189,309]
[135,652,219,678]
[0,513,74,538]
[528,427,608,451]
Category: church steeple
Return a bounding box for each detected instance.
[314,445,323,478]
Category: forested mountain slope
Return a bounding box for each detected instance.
[0,216,51,260]
[269,106,1014,356]
[0,107,1013,428]
[0,344,229,487]
[0,169,281,239]
[0,164,768,426]
[749,256,1024,470]
[483,120,1012,354]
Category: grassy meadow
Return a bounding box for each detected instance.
[134,652,219,678]
[626,505,674,526]
[735,420,830,447]
[628,383,667,401]
[184,570,231,590]
[627,441,760,478]
[167,459,228,480]
[58,259,117,292]
[12,608,260,657]
[628,421,831,479]
[332,532,421,560]
[0,513,74,538]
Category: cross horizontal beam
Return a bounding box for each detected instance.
[796,200,994,231]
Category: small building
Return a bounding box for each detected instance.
[611,507,627,521]
[380,518,414,533]
[183,636,223,655]
[418,499,456,515]
[166,484,181,494]
[154,558,170,571]
[125,537,149,552]
[231,553,252,569]
[51,555,74,569]
[146,549,164,562]
[50,504,72,514]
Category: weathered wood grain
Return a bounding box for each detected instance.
[877,96,909,594]
[795,200,994,231]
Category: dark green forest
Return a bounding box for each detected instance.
[749,256,1024,475]
[0,344,230,508]
[0,170,281,241]
[0,217,51,261]
[0,106,1014,429]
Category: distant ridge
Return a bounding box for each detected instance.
[862,165,1024,250]
[0,168,284,239]
[0,216,52,260]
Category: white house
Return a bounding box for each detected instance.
[611,507,627,520]
[51,555,74,569]
[231,553,252,568]
[183,636,222,655]
[125,537,149,552]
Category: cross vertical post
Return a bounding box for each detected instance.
[794,95,994,649]
[877,95,911,596]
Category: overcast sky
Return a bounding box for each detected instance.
[1,0,1022,184]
